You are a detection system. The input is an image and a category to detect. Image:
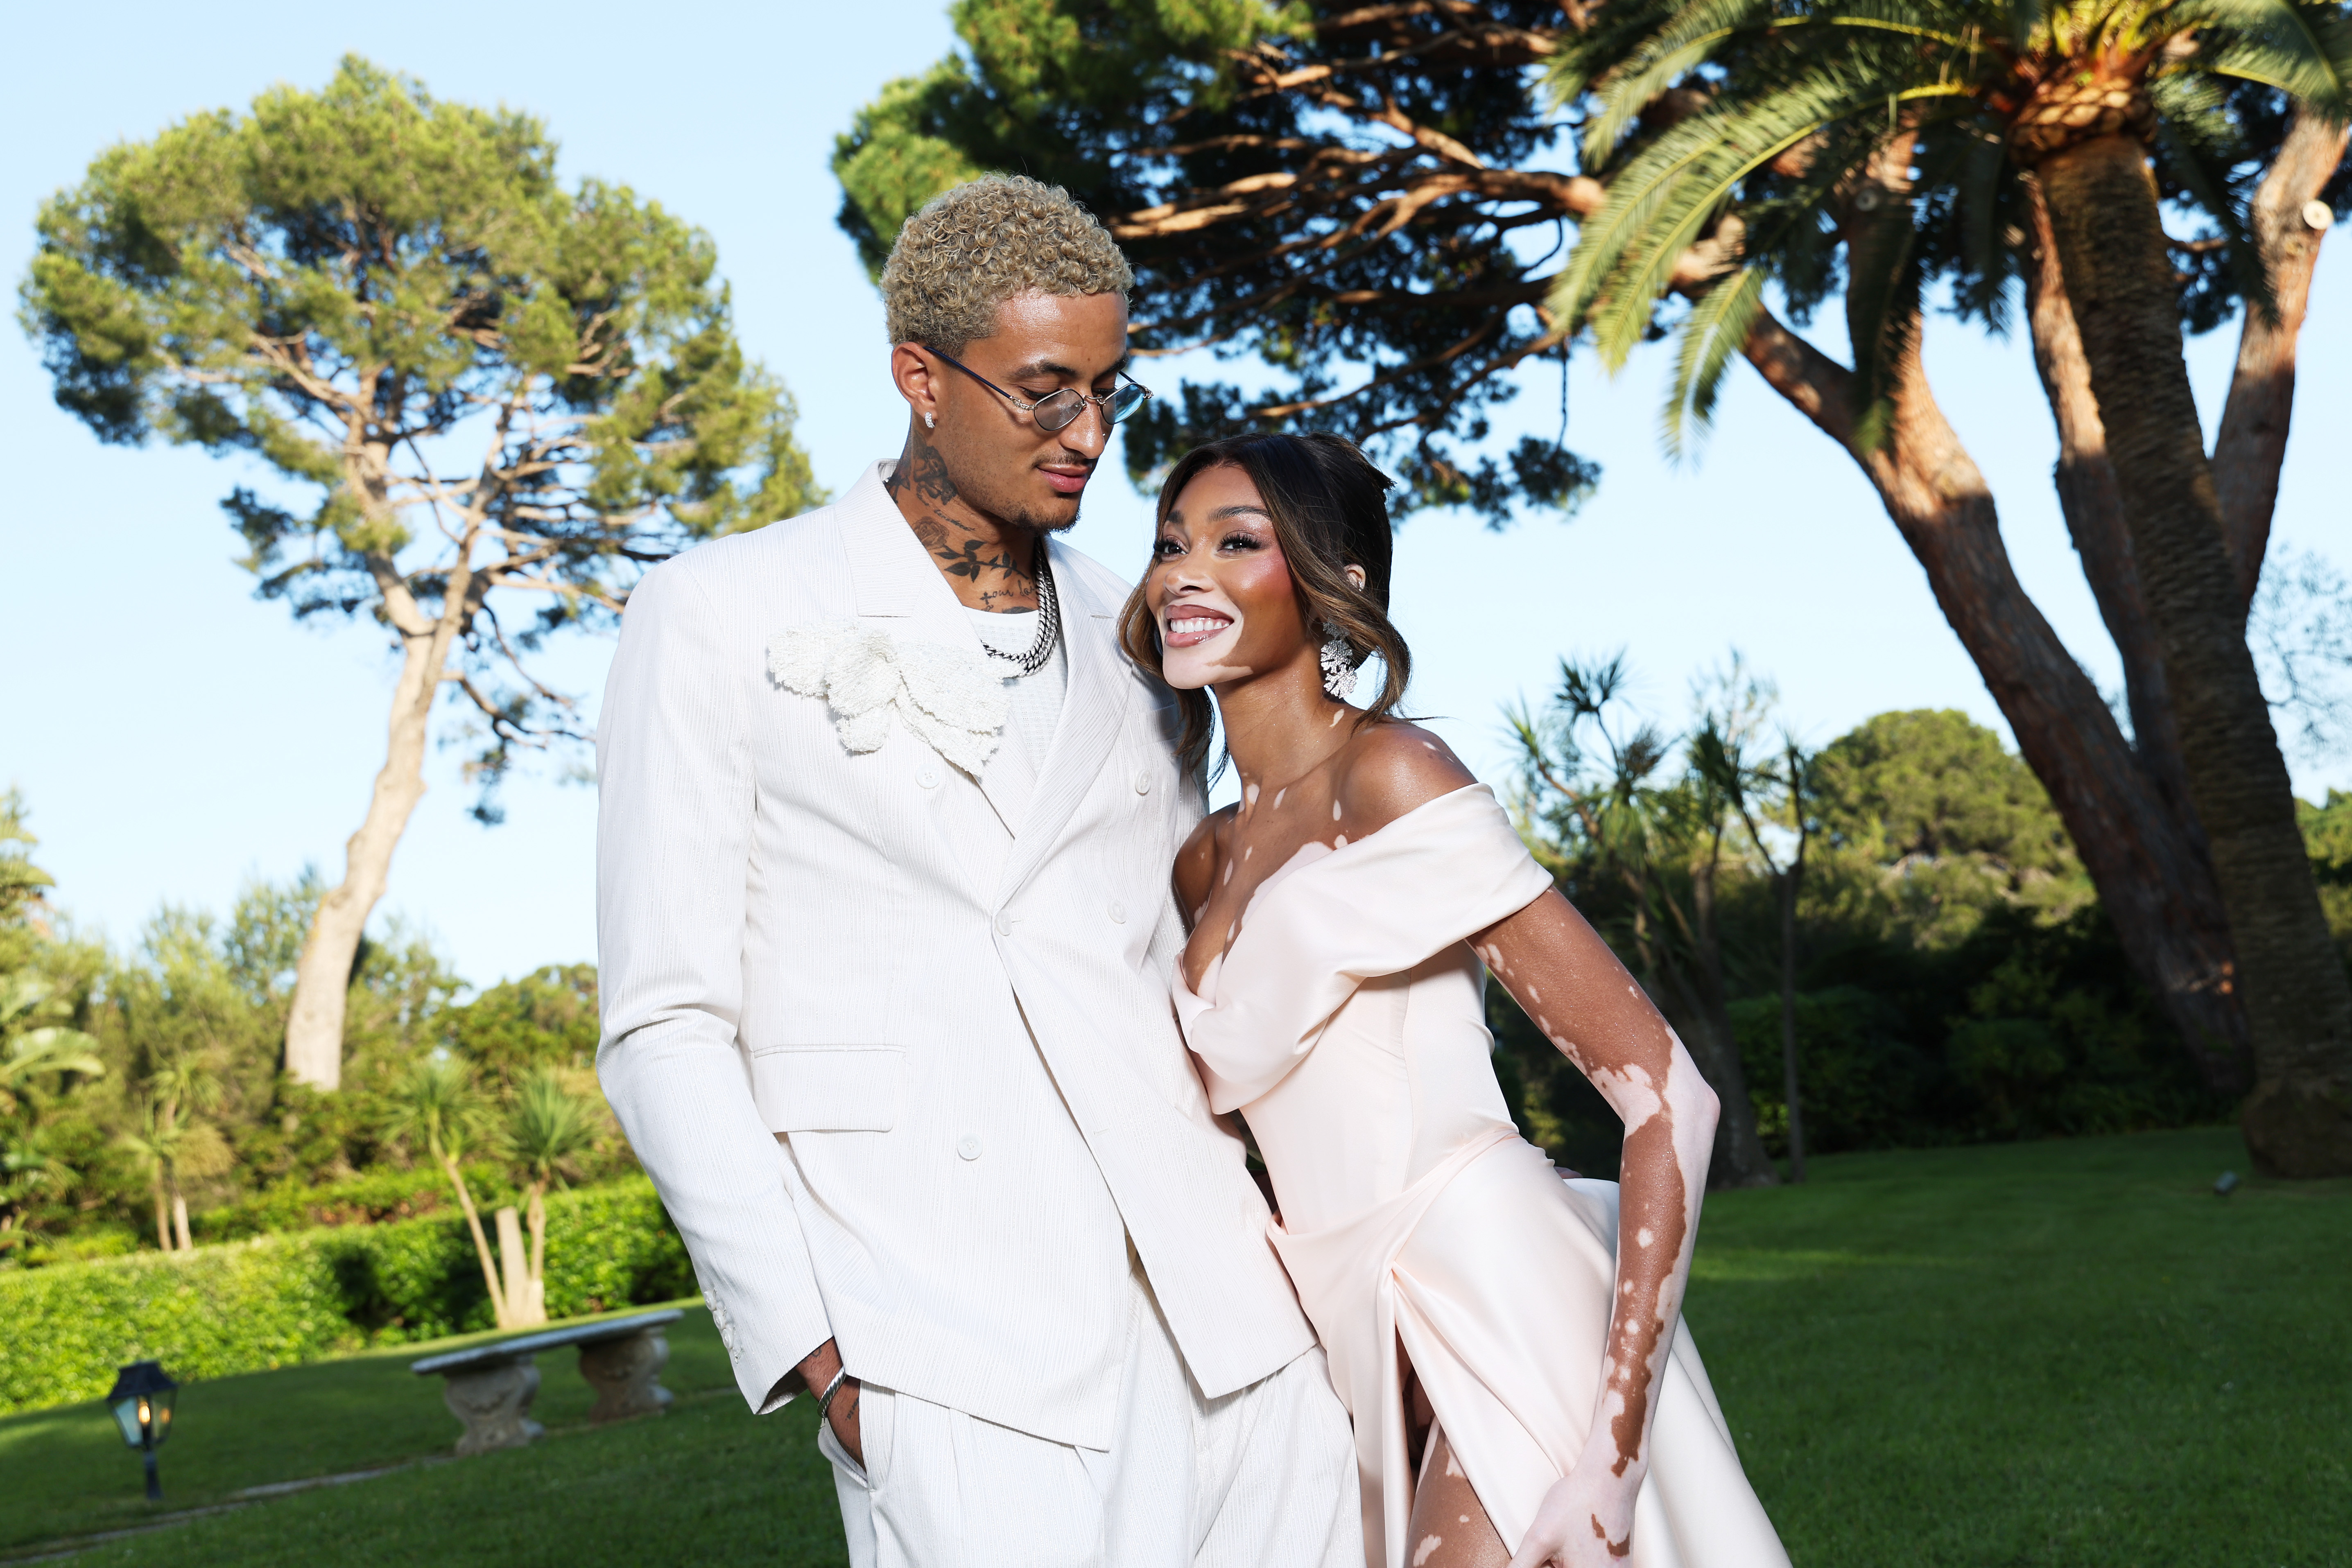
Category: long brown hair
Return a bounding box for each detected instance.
[1118,432,1412,772]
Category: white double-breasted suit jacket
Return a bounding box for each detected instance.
[596,462,1316,1448]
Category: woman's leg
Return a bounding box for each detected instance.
[1407,1421,1510,1568]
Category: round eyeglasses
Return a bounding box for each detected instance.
[924,347,1153,433]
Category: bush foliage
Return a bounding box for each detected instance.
[1490,703,2276,1173]
[0,1177,690,1416]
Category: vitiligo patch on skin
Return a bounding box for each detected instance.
[1464,887,1712,1504]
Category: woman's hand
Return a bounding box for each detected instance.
[1506,1460,1637,1568]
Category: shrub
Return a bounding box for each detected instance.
[0,1176,691,1415]
[193,1163,510,1243]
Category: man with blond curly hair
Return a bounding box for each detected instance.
[597,176,1361,1565]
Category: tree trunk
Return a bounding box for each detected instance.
[2021,179,2201,838]
[149,1176,170,1254]
[526,1186,550,1325]
[1741,310,2250,1091]
[442,1152,511,1328]
[2037,131,2352,1177]
[1687,852,1777,1187]
[496,1205,542,1327]
[171,1191,193,1253]
[2214,111,2350,612]
[282,583,458,1090]
[1776,869,1805,1183]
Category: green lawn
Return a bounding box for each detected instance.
[2,1127,2342,1566]
[0,1303,846,1567]
[1689,1127,2350,1568]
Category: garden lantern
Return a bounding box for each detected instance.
[104,1360,177,1500]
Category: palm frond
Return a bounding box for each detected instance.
[1664,265,1771,456]
[2149,71,2277,321]
[1579,0,1778,167]
[1559,68,1970,369]
[2177,0,2352,117]
[1844,209,1929,451]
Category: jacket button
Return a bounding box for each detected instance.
[995,911,1014,936]
[957,1134,983,1161]
[1108,901,1126,924]
[1133,771,1152,795]
[917,765,941,789]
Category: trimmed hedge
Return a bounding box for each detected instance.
[0,1177,692,1415]
[193,1164,495,1242]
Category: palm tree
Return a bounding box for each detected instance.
[113,1045,228,1252]
[1697,729,1820,1181]
[383,1056,513,1327]
[1549,0,2352,1175]
[2,975,104,1096]
[504,1070,595,1327]
[1509,654,1783,1188]
[2,980,104,1245]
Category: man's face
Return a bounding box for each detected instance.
[909,291,1130,534]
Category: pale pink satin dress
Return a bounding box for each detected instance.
[1173,785,1789,1568]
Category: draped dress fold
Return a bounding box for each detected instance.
[1173,784,1789,1568]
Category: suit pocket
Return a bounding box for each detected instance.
[749,1045,904,1132]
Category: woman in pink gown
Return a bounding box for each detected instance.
[1119,433,1791,1568]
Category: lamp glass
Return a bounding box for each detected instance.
[103,1362,177,1450]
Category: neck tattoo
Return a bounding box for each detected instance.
[887,432,1039,613]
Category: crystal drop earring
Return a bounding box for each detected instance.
[1319,621,1359,701]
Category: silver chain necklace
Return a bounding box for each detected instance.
[982,550,1061,677]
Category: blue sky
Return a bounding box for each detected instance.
[3,1,2345,989]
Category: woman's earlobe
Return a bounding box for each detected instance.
[1344,563,1366,591]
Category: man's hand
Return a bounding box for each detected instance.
[797,1338,864,1470]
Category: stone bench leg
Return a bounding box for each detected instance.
[579,1327,674,1423]
[441,1359,545,1456]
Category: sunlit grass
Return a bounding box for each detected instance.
[1690,1127,2349,1567]
[4,1128,2341,1566]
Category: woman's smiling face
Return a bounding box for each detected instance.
[1146,463,1312,692]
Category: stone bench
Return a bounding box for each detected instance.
[410,1308,684,1456]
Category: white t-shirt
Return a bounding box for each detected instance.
[965,606,1066,775]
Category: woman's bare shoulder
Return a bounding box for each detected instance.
[1174,802,1239,916]
[1334,720,1478,838]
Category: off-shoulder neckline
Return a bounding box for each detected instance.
[1179,782,1499,997]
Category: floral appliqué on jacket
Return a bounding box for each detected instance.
[768,621,1008,775]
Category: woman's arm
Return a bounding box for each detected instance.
[1471,889,1720,1568]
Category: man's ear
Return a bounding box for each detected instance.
[892,343,941,424]
[1343,563,1367,591]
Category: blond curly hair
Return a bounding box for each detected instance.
[881,175,1133,354]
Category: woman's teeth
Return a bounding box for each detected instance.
[1169,617,1230,637]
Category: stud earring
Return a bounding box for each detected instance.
[1319,620,1358,701]
[924,412,936,429]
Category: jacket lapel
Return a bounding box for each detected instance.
[838,462,1035,834]
[997,540,1134,906]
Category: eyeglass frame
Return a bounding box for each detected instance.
[920,346,1152,433]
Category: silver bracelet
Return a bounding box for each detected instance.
[818,1366,849,1419]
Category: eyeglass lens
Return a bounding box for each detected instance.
[1034,384,1149,432]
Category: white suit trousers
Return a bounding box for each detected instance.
[819,1253,1362,1568]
